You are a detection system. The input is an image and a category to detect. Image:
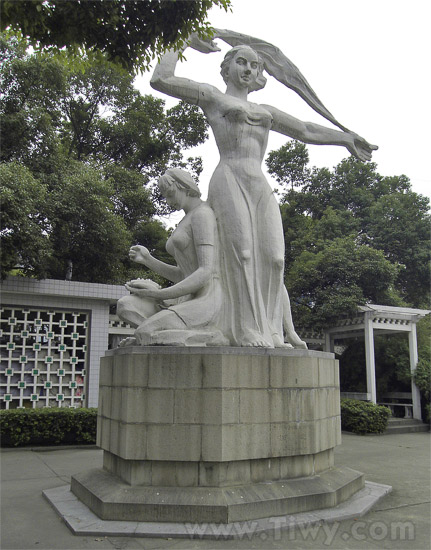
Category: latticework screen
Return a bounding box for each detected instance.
[1,306,89,409]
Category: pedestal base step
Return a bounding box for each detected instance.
[70,466,363,524]
[43,480,392,539]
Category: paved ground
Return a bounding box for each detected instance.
[1,431,430,550]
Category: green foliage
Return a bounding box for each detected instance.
[46,162,132,282]
[0,162,52,277]
[287,235,399,329]
[340,398,391,435]
[266,140,310,191]
[1,34,209,283]
[268,142,431,330]
[0,408,97,447]
[413,357,431,423]
[1,0,232,73]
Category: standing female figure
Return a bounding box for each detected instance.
[151,32,376,347]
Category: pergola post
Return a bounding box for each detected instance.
[408,323,422,420]
[364,312,377,404]
[324,332,333,353]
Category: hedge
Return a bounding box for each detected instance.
[0,398,394,446]
[0,408,97,447]
[413,358,431,423]
[341,398,391,435]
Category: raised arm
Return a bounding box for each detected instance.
[137,243,214,301]
[129,245,183,283]
[127,207,216,300]
[263,104,378,162]
[150,35,221,104]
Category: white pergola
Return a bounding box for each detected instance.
[322,304,430,420]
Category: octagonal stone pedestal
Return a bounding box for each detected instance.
[70,347,366,525]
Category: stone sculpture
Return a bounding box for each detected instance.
[125,29,377,349]
[117,168,228,347]
[46,31,389,536]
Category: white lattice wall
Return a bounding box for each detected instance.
[0,277,128,408]
[0,306,89,409]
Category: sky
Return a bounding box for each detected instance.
[135,0,431,226]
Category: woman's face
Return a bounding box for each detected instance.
[164,185,185,211]
[227,48,259,90]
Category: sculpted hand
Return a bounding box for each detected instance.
[129,245,150,264]
[188,33,221,54]
[125,283,162,299]
[347,132,378,162]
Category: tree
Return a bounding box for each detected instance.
[266,140,310,191]
[287,236,399,328]
[267,140,431,329]
[0,162,52,277]
[1,34,209,282]
[1,0,231,72]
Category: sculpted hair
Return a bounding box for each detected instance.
[220,45,267,92]
[158,168,201,198]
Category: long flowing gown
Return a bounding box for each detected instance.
[198,85,285,347]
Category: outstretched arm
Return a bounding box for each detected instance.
[264,104,378,161]
[150,35,220,104]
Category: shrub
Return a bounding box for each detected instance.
[341,398,391,435]
[0,408,97,447]
[413,358,431,423]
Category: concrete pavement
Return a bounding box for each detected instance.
[1,431,430,549]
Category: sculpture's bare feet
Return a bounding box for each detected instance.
[240,330,273,348]
[273,334,293,348]
[285,330,308,349]
[118,337,138,347]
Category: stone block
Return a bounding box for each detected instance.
[270,355,319,388]
[110,387,122,422]
[96,415,110,448]
[119,388,173,424]
[239,389,271,423]
[318,357,336,387]
[334,388,341,415]
[109,419,120,456]
[151,461,199,487]
[99,357,113,386]
[297,388,318,421]
[124,460,152,486]
[103,452,152,485]
[146,424,201,461]
[199,460,252,486]
[334,359,340,386]
[270,388,299,422]
[250,457,281,483]
[174,389,239,424]
[202,424,271,462]
[115,354,149,387]
[270,422,300,457]
[98,386,112,419]
[297,420,318,454]
[279,454,314,479]
[148,353,203,389]
[202,353,269,389]
[116,422,147,460]
[313,448,334,474]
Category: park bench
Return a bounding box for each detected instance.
[378,392,413,418]
[340,392,371,401]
